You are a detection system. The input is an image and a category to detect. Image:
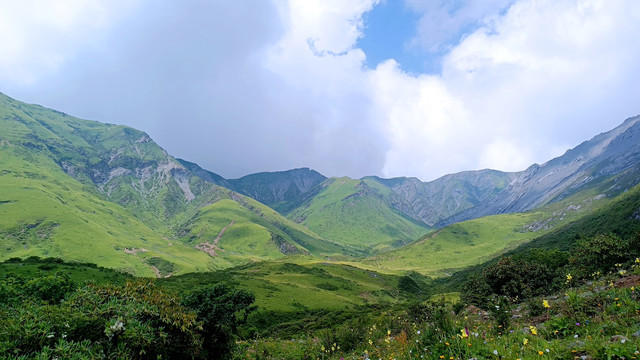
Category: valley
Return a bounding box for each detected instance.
[2,92,640,359]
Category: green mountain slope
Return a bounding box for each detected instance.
[512,179,640,253]
[287,177,431,255]
[364,183,614,276]
[0,93,338,275]
[0,138,213,276]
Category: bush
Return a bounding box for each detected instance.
[1,278,205,359]
[24,272,75,303]
[183,283,256,359]
[569,233,640,277]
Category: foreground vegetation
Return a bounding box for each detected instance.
[3,226,640,359]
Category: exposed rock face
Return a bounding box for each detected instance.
[431,115,640,226]
[180,160,327,213]
[371,170,516,226]
[227,168,327,208]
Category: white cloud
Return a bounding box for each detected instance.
[0,0,141,85]
[1,0,639,182]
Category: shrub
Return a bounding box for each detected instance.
[569,233,640,277]
[24,272,75,304]
[183,283,256,359]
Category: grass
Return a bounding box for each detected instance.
[233,265,640,359]
[360,186,613,277]
[0,257,132,284]
[161,259,416,314]
[287,177,431,255]
[0,92,348,276]
[0,140,216,277]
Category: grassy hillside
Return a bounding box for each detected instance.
[363,185,614,276]
[0,92,345,276]
[287,177,431,255]
[174,198,347,268]
[161,259,414,313]
[0,144,215,276]
[512,180,640,253]
[0,256,132,284]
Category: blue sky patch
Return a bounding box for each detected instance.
[357,1,427,74]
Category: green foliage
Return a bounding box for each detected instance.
[570,233,640,278]
[145,256,175,277]
[0,275,206,359]
[482,255,560,299]
[397,275,421,294]
[23,272,75,304]
[462,249,566,306]
[487,295,512,332]
[183,283,256,359]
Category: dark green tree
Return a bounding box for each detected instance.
[182,283,256,359]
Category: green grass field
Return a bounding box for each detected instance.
[287,177,431,255]
[361,187,613,276]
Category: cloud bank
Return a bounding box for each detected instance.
[1,0,639,181]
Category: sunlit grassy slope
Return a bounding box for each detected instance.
[0,257,132,284]
[361,185,614,276]
[287,177,431,255]
[0,92,343,276]
[161,259,412,313]
[0,145,217,276]
[174,198,346,268]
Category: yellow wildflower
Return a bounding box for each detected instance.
[523,338,529,345]
[538,350,544,355]
[542,300,550,308]
[530,326,538,335]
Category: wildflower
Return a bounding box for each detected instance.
[566,273,572,282]
[493,350,498,355]
[636,258,640,264]
[459,328,469,338]
[368,339,373,345]
[523,338,529,345]
[417,330,421,335]
[387,330,391,335]
[574,334,579,338]
[538,351,544,355]
[529,326,538,335]
[542,300,550,308]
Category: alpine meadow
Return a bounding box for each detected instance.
[3,1,640,359]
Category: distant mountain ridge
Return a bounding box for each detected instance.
[3,90,640,276]
[184,115,640,231]
[177,159,327,213]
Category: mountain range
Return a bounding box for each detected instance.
[1,91,640,276]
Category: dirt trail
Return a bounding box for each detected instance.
[196,220,235,257]
[214,220,235,244]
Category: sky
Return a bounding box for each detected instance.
[1,0,639,181]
